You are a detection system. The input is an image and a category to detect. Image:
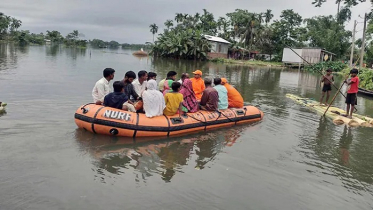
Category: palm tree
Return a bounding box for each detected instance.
[194,13,201,22]
[337,7,351,24]
[149,23,158,42]
[10,18,22,32]
[0,13,11,38]
[175,13,184,23]
[264,9,274,25]
[164,20,173,30]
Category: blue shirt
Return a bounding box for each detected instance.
[103,92,128,109]
[213,85,228,110]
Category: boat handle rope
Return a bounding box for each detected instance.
[216,110,235,122]
[185,113,207,124]
[81,103,95,114]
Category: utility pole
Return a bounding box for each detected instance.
[349,20,357,67]
[360,13,367,69]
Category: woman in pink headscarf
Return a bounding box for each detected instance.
[179,79,199,113]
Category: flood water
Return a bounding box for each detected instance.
[1,44,373,210]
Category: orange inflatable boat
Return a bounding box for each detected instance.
[74,104,264,137]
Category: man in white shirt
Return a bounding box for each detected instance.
[92,68,115,105]
[132,70,148,96]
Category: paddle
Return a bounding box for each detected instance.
[286,46,358,112]
[323,74,350,116]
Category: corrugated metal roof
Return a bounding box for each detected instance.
[203,35,231,44]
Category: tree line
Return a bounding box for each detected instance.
[0,12,147,49]
[149,5,372,62]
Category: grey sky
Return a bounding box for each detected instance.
[2,0,371,44]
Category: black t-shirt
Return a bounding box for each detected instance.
[123,82,139,100]
[103,92,128,109]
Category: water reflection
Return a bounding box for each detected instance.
[64,47,86,60]
[0,43,21,71]
[46,45,60,57]
[74,126,246,183]
[338,126,353,166]
[298,115,373,193]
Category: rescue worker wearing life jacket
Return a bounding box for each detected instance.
[221,78,244,108]
[190,70,205,102]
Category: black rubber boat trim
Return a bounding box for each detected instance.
[132,113,140,138]
[91,107,105,134]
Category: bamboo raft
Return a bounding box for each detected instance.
[286,94,373,127]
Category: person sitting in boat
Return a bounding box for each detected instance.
[163,71,177,95]
[92,68,115,105]
[133,70,148,96]
[142,80,165,118]
[147,72,157,81]
[122,71,140,101]
[213,78,228,110]
[221,78,244,108]
[163,82,184,116]
[180,78,199,113]
[177,73,189,85]
[103,81,136,112]
[190,70,205,102]
[343,68,359,119]
[200,78,218,111]
[319,68,334,106]
[158,77,166,92]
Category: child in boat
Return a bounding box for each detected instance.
[163,82,184,116]
[343,69,359,119]
[319,68,334,106]
[163,71,177,95]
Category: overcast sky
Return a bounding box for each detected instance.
[2,0,371,44]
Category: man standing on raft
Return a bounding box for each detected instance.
[343,69,359,119]
[319,68,334,106]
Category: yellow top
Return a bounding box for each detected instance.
[163,92,183,116]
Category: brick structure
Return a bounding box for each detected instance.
[207,52,228,59]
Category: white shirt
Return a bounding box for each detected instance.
[132,79,147,96]
[92,77,110,103]
[177,79,183,85]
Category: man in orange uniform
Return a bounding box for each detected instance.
[221,78,244,108]
[190,70,205,101]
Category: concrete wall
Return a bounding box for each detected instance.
[208,52,228,59]
[209,41,229,54]
[208,41,229,59]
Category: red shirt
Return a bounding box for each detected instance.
[347,76,359,93]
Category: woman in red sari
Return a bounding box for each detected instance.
[179,79,199,113]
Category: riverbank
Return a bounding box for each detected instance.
[210,58,284,67]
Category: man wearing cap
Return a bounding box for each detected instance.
[190,70,205,101]
[221,78,244,108]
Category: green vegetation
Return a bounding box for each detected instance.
[1,12,88,48]
[90,39,107,48]
[359,68,373,90]
[210,58,283,67]
[150,7,355,61]
[121,43,149,50]
[305,61,348,72]
[0,12,126,49]
[64,30,87,48]
[149,23,158,42]
[339,67,373,91]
